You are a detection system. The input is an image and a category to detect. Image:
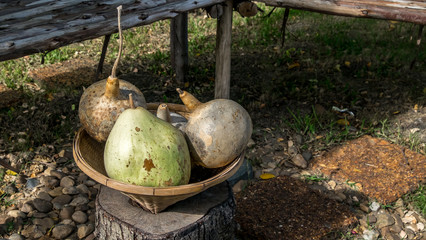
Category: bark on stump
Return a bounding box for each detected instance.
[95,182,236,239]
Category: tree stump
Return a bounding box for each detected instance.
[95,182,236,239]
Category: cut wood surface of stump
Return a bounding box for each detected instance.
[96,182,236,240]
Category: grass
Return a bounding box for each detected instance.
[405,184,426,217]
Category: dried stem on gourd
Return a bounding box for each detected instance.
[157,103,171,123]
[104,5,123,99]
[176,88,202,112]
[129,93,135,109]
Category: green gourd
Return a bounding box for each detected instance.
[104,97,191,187]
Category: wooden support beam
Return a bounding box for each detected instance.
[257,0,426,25]
[170,13,189,85]
[215,0,233,99]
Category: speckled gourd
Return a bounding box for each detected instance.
[104,98,191,187]
[78,6,146,142]
[177,88,252,168]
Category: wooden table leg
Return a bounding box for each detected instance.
[170,12,189,85]
[215,0,233,99]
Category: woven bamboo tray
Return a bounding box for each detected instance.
[73,103,245,214]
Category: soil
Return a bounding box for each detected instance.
[0,14,425,239]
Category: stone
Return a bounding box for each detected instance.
[232,180,248,193]
[37,191,53,201]
[362,229,379,240]
[405,224,417,232]
[21,225,44,239]
[60,176,75,188]
[369,201,380,211]
[48,187,64,197]
[291,154,307,168]
[85,180,96,187]
[19,202,33,213]
[76,184,90,195]
[77,174,88,184]
[52,194,72,206]
[51,224,75,239]
[70,196,89,206]
[60,206,75,220]
[72,211,87,224]
[8,233,25,240]
[402,215,417,224]
[32,217,55,232]
[288,145,298,155]
[77,223,95,239]
[85,233,96,240]
[327,180,336,190]
[32,198,53,213]
[417,222,425,231]
[301,151,312,161]
[359,203,370,213]
[49,170,65,179]
[375,212,395,229]
[40,176,59,188]
[62,186,79,195]
[7,210,26,219]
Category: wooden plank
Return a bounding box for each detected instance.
[214,0,233,99]
[257,0,426,24]
[0,0,224,61]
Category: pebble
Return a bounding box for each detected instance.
[8,233,24,240]
[32,217,55,232]
[62,186,79,195]
[291,154,307,168]
[37,191,53,201]
[52,194,72,206]
[52,224,75,239]
[7,210,26,218]
[60,176,75,188]
[369,201,380,211]
[301,151,312,161]
[32,198,53,213]
[60,206,75,220]
[77,223,95,239]
[20,202,34,213]
[375,211,395,229]
[49,187,64,197]
[72,211,87,224]
[69,196,89,206]
[25,178,40,189]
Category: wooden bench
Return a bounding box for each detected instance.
[0,0,425,98]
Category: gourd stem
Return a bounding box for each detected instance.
[157,103,171,123]
[111,5,123,79]
[104,5,123,99]
[129,93,135,109]
[176,88,202,112]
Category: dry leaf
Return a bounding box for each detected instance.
[287,62,300,70]
[6,170,17,176]
[337,119,349,126]
[260,173,276,180]
[277,138,284,142]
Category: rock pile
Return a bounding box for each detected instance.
[0,146,97,239]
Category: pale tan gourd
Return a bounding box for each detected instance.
[177,89,252,168]
[78,6,146,142]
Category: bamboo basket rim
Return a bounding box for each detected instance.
[73,125,245,197]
